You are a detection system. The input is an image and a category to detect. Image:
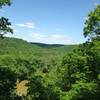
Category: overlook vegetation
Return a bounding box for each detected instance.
[0,37,76,63]
[0,37,77,100]
[0,0,100,100]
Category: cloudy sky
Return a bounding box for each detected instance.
[0,0,100,44]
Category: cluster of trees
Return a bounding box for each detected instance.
[0,0,100,100]
[59,5,100,99]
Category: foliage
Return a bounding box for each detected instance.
[62,81,99,100]
[0,67,17,99]
[59,5,100,100]
[0,0,11,8]
[84,5,100,39]
[0,37,76,99]
[16,80,29,98]
[0,0,13,37]
[0,2,100,100]
[0,17,13,37]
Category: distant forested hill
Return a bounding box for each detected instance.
[0,37,77,68]
[31,42,64,48]
[0,37,78,99]
[0,37,77,59]
[31,42,77,52]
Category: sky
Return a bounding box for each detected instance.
[0,0,100,44]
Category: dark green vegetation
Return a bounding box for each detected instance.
[0,0,11,7]
[0,37,76,62]
[0,0,13,38]
[0,0,100,100]
[0,37,77,100]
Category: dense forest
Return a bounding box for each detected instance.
[0,0,100,100]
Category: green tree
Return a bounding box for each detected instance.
[0,17,13,38]
[0,67,17,99]
[0,0,11,8]
[0,0,13,38]
[84,5,100,39]
[60,5,100,100]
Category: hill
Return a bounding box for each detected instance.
[0,37,77,56]
[31,42,65,48]
[0,37,77,63]
[0,37,77,67]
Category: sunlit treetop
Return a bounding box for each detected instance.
[84,5,100,39]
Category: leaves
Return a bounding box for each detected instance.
[84,5,100,39]
[0,0,11,8]
[0,17,13,38]
[16,80,29,97]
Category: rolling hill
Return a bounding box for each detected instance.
[0,37,77,54]
[0,37,78,64]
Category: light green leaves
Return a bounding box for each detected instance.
[84,5,100,39]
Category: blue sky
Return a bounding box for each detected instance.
[0,0,100,44]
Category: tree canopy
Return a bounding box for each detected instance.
[0,1,100,100]
[84,5,100,39]
[0,0,13,38]
[0,0,11,8]
[0,17,13,37]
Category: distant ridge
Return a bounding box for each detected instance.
[0,37,78,63]
[30,42,65,48]
[0,37,77,55]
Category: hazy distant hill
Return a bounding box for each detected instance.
[31,42,64,48]
[0,37,78,61]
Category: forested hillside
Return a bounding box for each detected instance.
[0,0,100,100]
[0,37,76,62]
[0,37,77,100]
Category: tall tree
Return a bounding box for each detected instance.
[0,0,13,38]
[84,5,100,40]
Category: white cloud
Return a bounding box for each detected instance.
[13,29,19,33]
[8,25,19,33]
[5,32,75,44]
[5,27,74,44]
[27,32,73,44]
[16,22,35,29]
